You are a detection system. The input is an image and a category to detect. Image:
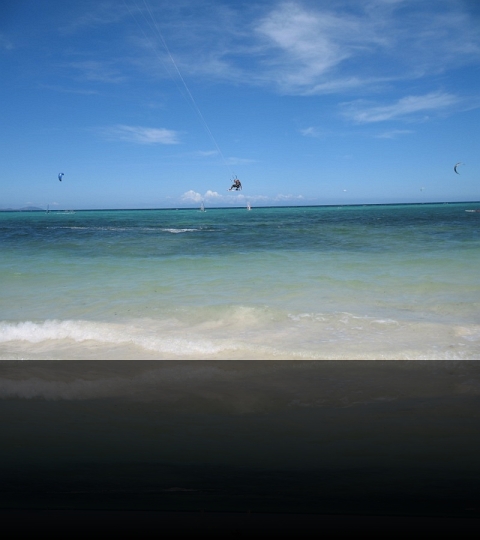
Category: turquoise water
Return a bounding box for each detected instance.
[1,203,479,359]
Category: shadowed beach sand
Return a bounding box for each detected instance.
[1,360,480,532]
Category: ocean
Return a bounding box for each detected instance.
[1,202,479,359]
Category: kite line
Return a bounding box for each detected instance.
[123,0,236,179]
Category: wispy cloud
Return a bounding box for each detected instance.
[67,60,126,83]
[39,83,99,95]
[53,0,480,101]
[300,127,321,138]
[342,91,460,123]
[132,0,480,98]
[376,129,414,139]
[195,150,219,157]
[101,125,181,144]
[252,1,480,95]
[304,76,394,96]
[60,2,131,35]
[253,2,374,92]
[226,156,256,166]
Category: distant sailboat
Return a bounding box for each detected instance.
[200,200,205,212]
[46,205,50,214]
[247,202,251,211]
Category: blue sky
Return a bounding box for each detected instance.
[1,0,479,209]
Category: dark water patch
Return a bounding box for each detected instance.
[1,204,478,259]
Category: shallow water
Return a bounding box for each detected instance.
[1,203,479,359]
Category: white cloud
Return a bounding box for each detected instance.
[204,190,221,199]
[181,190,222,203]
[181,190,203,203]
[343,92,459,123]
[101,125,180,144]
[179,190,305,206]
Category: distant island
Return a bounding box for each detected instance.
[0,206,45,212]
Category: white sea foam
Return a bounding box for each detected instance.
[0,319,230,356]
[454,325,480,342]
[0,310,478,360]
[161,228,199,233]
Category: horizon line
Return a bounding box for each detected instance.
[2,201,480,212]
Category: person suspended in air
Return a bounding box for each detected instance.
[228,177,242,191]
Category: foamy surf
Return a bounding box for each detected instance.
[0,319,240,358]
[0,311,478,359]
[161,228,200,233]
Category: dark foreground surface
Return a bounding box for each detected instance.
[2,510,479,534]
[1,360,480,532]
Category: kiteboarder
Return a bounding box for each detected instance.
[229,178,242,191]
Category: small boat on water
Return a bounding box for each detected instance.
[247,202,251,211]
[200,201,205,212]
